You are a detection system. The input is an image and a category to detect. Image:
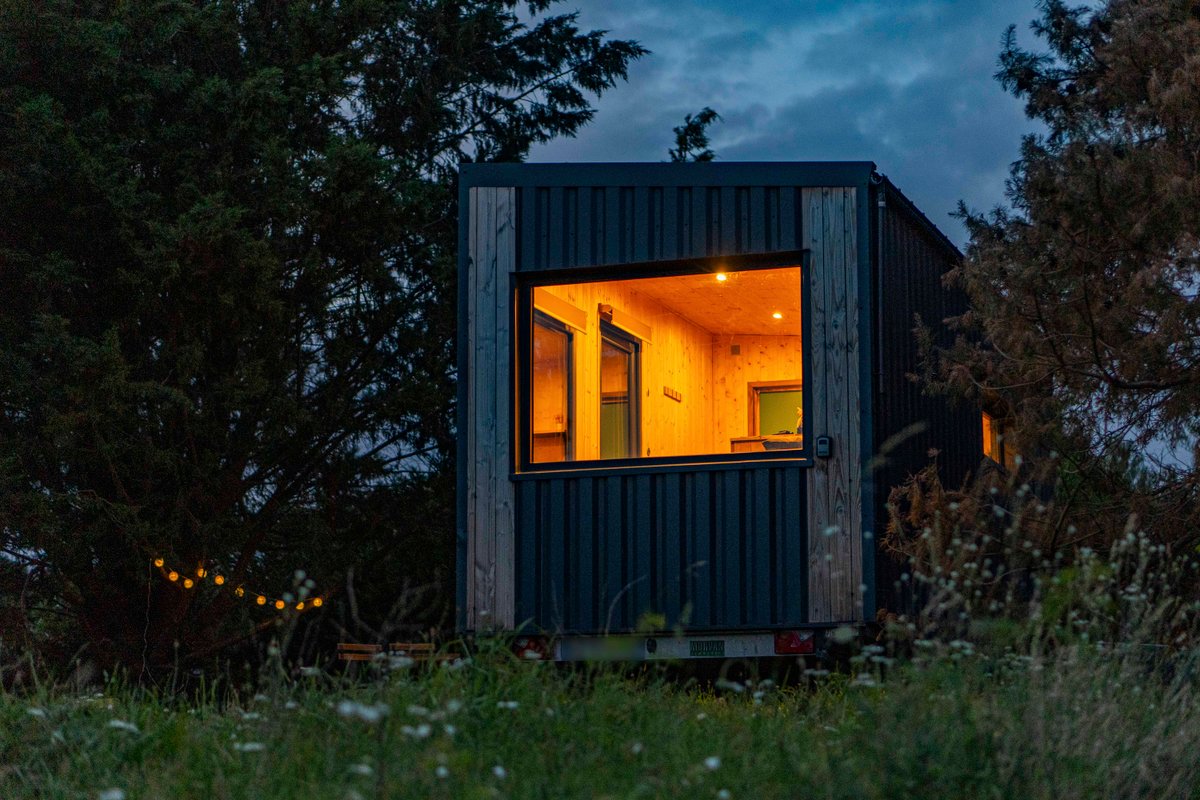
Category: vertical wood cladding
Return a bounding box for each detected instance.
[519,185,802,270]
[514,467,807,633]
[872,181,981,615]
[464,187,517,630]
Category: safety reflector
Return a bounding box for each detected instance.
[773,630,815,655]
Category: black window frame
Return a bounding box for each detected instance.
[514,250,813,477]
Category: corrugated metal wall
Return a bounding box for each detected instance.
[514,466,807,633]
[872,180,981,615]
[517,186,802,270]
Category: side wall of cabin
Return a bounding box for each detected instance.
[870,179,982,616]
[459,164,876,634]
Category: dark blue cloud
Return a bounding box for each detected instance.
[529,0,1047,245]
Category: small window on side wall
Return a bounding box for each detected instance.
[982,411,1019,471]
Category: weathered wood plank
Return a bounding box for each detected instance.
[466,188,479,627]
[466,186,517,630]
[492,187,516,628]
[843,187,863,619]
[824,187,852,621]
[473,188,497,628]
[804,188,831,623]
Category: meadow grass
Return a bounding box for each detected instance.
[2,639,1199,800]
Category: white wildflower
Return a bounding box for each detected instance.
[704,756,721,771]
[407,704,430,717]
[493,765,508,779]
[388,656,415,670]
[98,790,126,800]
[300,666,321,677]
[240,711,262,721]
[695,712,707,720]
[630,741,644,755]
[26,707,47,718]
[717,791,732,800]
[445,699,463,714]
[233,742,265,753]
[714,678,745,693]
[284,700,299,710]
[496,700,519,710]
[106,720,139,734]
[347,763,374,777]
[336,700,390,724]
[443,724,457,736]
[435,765,450,779]
[400,723,432,739]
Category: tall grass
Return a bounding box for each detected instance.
[2,637,1199,799]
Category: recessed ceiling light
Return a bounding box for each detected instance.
[715,272,728,282]
[772,311,783,319]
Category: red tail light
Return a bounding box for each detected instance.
[513,636,549,661]
[773,630,815,655]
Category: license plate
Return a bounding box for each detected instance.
[689,639,725,658]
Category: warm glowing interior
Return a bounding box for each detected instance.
[527,266,804,463]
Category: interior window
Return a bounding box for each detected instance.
[530,312,572,463]
[525,265,803,464]
[599,322,640,459]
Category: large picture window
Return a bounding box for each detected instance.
[523,264,804,466]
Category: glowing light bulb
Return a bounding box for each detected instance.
[715,272,728,282]
[183,578,194,589]
[772,312,783,319]
[214,575,225,586]
[196,568,206,578]
[256,595,266,606]
[153,558,164,568]
[235,586,245,597]
[296,601,305,611]
[168,571,179,582]
[274,599,285,610]
[312,598,324,608]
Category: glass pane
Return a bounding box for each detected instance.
[600,335,633,459]
[524,265,803,464]
[531,316,570,462]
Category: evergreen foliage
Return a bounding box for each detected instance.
[937,0,1200,539]
[0,0,644,674]
[668,107,721,162]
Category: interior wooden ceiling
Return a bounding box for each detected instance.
[620,266,802,336]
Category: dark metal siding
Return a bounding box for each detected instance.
[518,185,801,271]
[872,180,982,615]
[514,466,808,633]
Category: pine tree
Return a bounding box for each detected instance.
[939,0,1200,537]
[0,0,644,674]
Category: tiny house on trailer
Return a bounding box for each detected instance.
[457,162,981,660]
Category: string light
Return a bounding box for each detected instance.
[151,557,327,614]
